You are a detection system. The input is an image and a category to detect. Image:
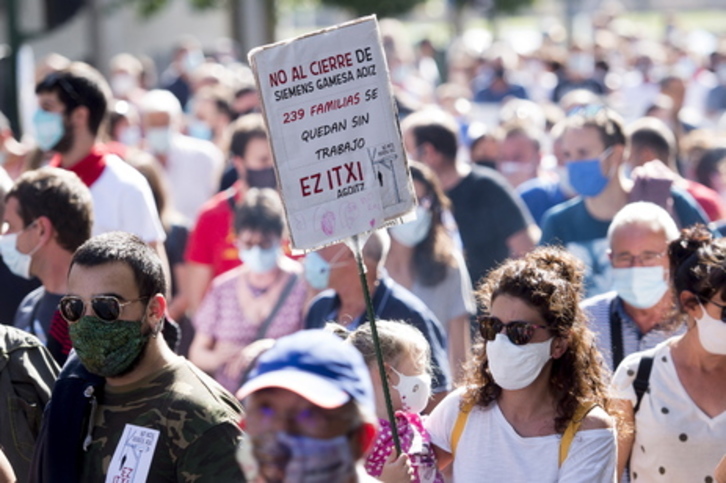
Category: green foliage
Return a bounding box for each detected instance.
[319,0,426,18]
[452,0,535,16]
[131,0,223,17]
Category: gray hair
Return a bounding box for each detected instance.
[139,89,183,121]
[607,201,680,245]
[362,229,391,268]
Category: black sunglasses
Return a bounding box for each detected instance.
[59,295,148,323]
[697,295,726,323]
[479,315,550,346]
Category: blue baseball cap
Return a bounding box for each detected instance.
[237,329,375,415]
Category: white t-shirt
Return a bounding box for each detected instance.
[90,154,165,243]
[165,134,224,222]
[612,339,726,483]
[425,388,617,482]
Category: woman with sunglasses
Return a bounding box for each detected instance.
[386,161,475,382]
[612,225,726,482]
[425,246,617,481]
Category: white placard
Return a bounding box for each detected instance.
[105,424,160,483]
[249,15,415,251]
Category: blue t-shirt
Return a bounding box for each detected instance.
[540,188,708,297]
[517,178,570,227]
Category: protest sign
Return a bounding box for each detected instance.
[249,15,415,251]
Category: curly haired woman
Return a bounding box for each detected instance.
[425,246,618,481]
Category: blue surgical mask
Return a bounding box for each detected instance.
[187,119,213,141]
[389,206,432,247]
[303,251,331,290]
[566,148,613,197]
[240,243,280,273]
[33,109,65,152]
[611,266,668,309]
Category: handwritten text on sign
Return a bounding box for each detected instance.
[249,16,414,250]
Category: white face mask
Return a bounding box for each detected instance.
[487,333,553,390]
[240,243,280,273]
[695,302,726,355]
[611,266,669,309]
[145,127,172,154]
[118,125,141,147]
[0,231,41,280]
[110,73,137,97]
[389,206,432,247]
[389,365,431,414]
[237,431,356,483]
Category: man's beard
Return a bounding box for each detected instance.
[110,321,152,378]
[52,118,75,154]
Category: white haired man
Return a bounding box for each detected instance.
[581,201,685,371]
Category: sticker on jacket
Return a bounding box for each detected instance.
[105,424,160,483]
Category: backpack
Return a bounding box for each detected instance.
[450,400,598,467]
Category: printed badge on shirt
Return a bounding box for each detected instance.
[105,424,160,483]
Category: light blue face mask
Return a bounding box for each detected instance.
[566,147,613,197]
[611,266,668,309]
[303,251,331,290]
[240,243,280,273]
[33,109,65,152]
[187,119,213,141]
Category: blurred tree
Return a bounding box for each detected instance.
[450,0,535,35]
[318,0,426,18]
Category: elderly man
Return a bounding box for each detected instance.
[581,202,684,371]
[139,89,224,222]
[30,232,243,482]
[236,329,380,482]
[303,230,451,406]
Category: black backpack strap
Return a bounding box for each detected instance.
[609,298,625,369]
[633,350,655,413]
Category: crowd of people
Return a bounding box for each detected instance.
[0,8,726,483]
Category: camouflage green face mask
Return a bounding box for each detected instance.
[69,316,150,378]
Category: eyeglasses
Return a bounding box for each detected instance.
[697,295,726,323]
[478,315,550,345]
[611,250,665,267]
[59,295,149,323]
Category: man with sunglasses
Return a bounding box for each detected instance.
[30,231,244,483]
[540,106,708,297]
[582,202,685,371]
[33,65,168,276]
[3,168,92,366]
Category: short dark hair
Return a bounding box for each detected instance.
[35,63,110,136]
[402,109,460,161]
[233,188,285,237]
[564,106,626,150]
[7,167,93,252]
[71,232,166,297]
[228,113,267,158]
[628,117,675,169]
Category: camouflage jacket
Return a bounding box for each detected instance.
[0,325,59,482]
[30,354,245,482]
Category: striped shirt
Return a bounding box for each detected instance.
[581,291,683,372]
